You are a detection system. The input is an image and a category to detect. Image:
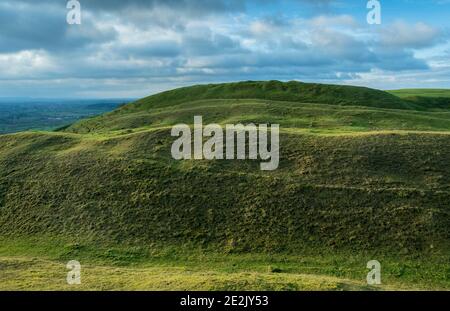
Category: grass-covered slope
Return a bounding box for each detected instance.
[64,99,450,134]
[389,89,450,98]
[126,80,412,110]
[389,89,450,110]
[65,81,416,134]
[0,129,449,254]
[0,81,449,289]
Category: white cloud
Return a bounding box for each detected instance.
[0,1,448,97]
[0,50,56,79]
[310,14,358,28]
[380,21,441,49]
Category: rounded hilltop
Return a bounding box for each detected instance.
[116,80,410,111]
[65,81,418,133]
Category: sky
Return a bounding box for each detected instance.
[0,0,449,98]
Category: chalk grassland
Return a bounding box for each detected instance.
[0,81,449,290]
[0,257,429,291]
[388,89,450,99]
[0,238,448,290]
[388,89,450,111]
[64,99,450,134]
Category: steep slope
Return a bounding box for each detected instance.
[0,130,449,254]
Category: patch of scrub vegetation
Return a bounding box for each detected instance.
[0,81,449,290]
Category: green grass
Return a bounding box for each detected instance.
[119,80,412,112]
[0,237,448,290]
[0,81,449,290]
[389,89,450,98]
[65,99,450,134]
[0,256,400,291]
[388,89,450,110]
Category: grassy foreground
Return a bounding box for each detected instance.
[0,238,448,291]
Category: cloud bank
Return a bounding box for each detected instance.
[0,0,449,97]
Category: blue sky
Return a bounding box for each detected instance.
[0,0,449,98]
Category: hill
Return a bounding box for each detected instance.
[389,89,450,98]
[0,81,449,290]
[123,80,412,110]
[64,81,450,134]
[389,89,450,110]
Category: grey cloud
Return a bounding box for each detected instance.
[118,41,182,58]
[379,21,442,49]
[14,0,247,15]
[372,49,429,71]
[182,32,244,56]
[0,2,117,53]
[0,0,446,97]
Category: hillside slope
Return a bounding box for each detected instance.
[125,80,412,110]
[1,82,449,290]
[0,129,449,253]
[65,81,417,134]
[0,82,449,257]
[389,89,450,110]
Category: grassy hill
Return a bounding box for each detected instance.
[389,89,450,98]
[389,89,450,110]
[123,80,412,110]
[0,81,449,290]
